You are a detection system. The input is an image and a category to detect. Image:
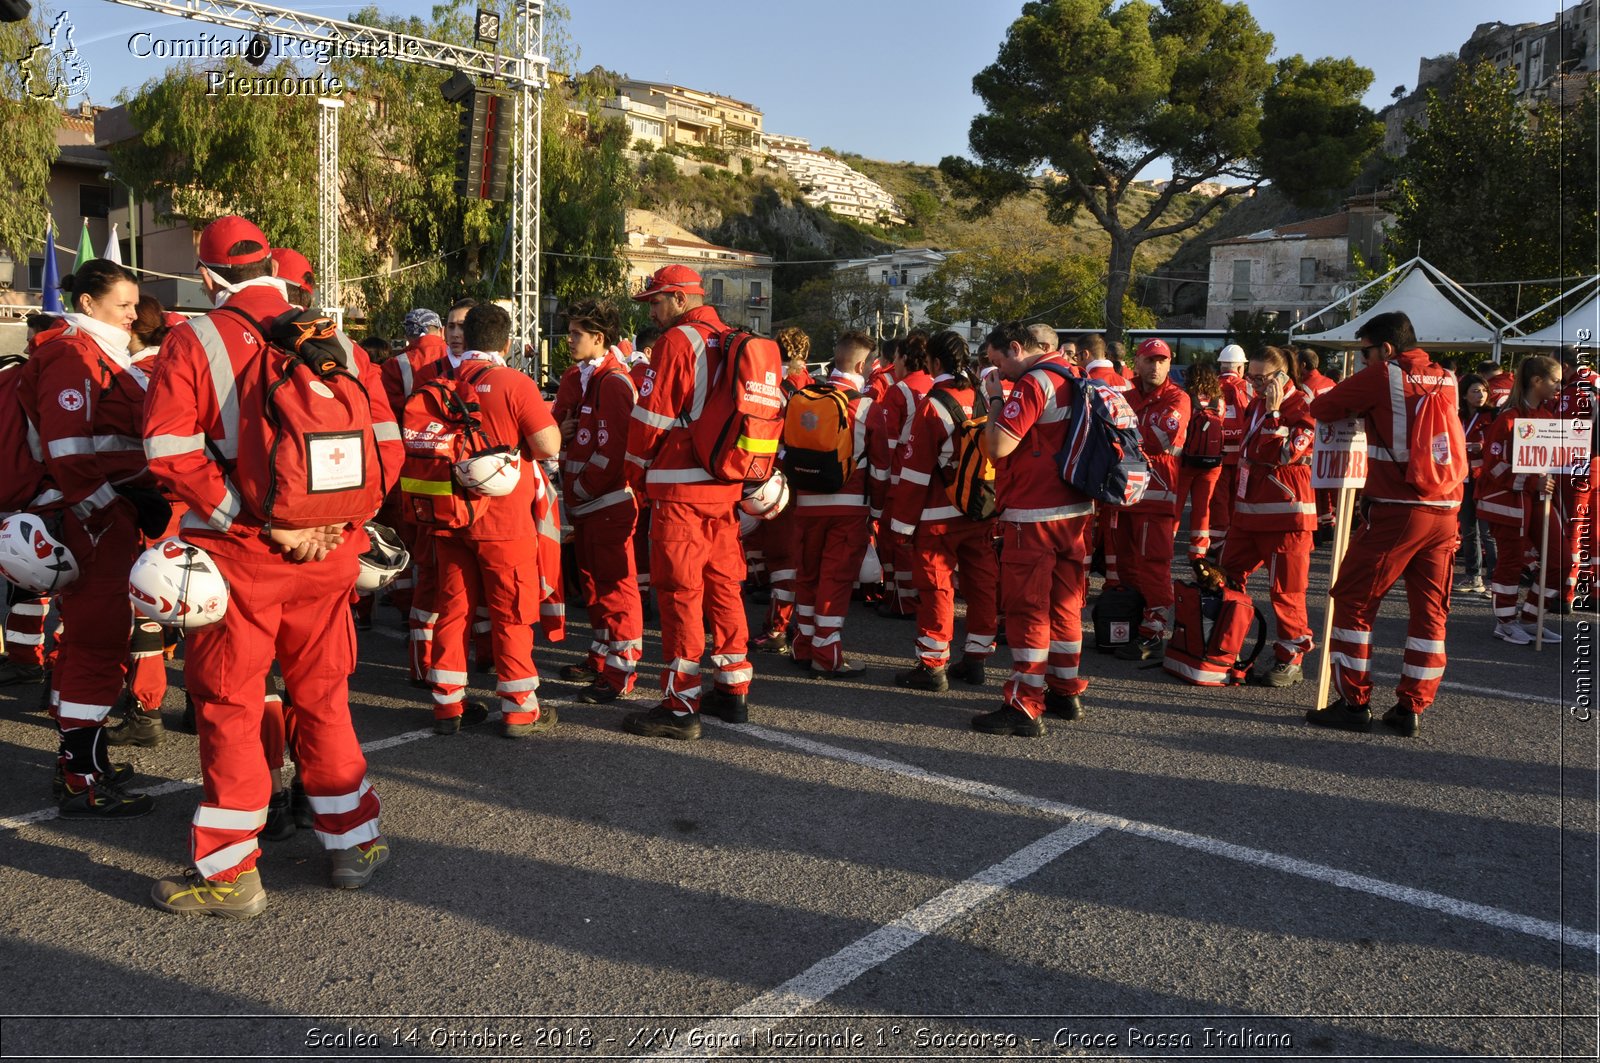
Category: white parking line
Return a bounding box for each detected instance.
[726,721,1600,954]
[653,821,1106,1059]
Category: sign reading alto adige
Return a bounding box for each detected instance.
[1511,418,1593,474]
[1311,417,1368,489]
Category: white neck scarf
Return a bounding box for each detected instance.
[451,349,507,372]
[63,313,132,369]
[209,271,290,308]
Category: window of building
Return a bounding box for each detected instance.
[79,184,111,219]
[27,256,43,290]
[1231,259,1252,301]
[1299,257,1316,285]
[750,280,763,302]
[710,277,724,304]
[899,268,909,286]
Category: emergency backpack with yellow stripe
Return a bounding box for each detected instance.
[926,388,997,521]
[782,381,859,493]
[398,362,497,528]
[682,327,786,483]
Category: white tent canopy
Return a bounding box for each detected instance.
[1500,275,1600,350]
[1291,257,1514,351]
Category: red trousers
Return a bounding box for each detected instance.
[3,589,52,668]
[1209,464,1239,551]
[875,517,919,614]
[1175,465,1223,560]
[408,530,491,682]
[999,519,1089,718]
[428,534,545,726]
[1488,514,1564,624]
[911,521,999,668]
[1328,503,1455,713]
[128,618,168,712]
[383,506,415,614]
[1221,528,1314,664]
[791,512,872,670]
[633,502,652,597]
[185,529,378,880]
[573,501,643,694]
[651,499,750,711]
[748,507,799,634]
[1107,509,1179,638]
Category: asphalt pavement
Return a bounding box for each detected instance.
[0,537,1595,1062]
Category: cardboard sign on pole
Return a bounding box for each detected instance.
[1311,418,1369,490]
[1511,417,1593,474]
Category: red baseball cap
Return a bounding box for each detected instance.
[270,247,315,297]
[632,264,705,301]
[198,215,271,269]
[1135,338,1172,361]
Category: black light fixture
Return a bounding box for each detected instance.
[244,32,271,67]
[474,8,501,45]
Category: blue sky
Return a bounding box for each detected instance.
[57,0,1574,175]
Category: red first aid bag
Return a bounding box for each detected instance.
[0,355,47,511]
[398,362,498,530]
[1162,579,1267,686]
[681,325,786,483]
[1399,366,1468,496]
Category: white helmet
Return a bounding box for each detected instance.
[739,471,790,520]
[128,538,229,629]
[1218,344,1247,365]
[0,513,79,594]
[858,543,883,585]
[453,445,522,497]
[356,522,410,593]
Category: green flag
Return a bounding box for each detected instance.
[73,219,94,272]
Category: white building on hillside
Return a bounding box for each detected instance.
[833,248,986,337]
[768,147,905,226]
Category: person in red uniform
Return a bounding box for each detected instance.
[1296,347,1338,541]
[748,326,812,648]
[1222,346,1317,686]
[978,322,1096,736]
[1477,354,1566,645]
[1079,332,1129,393]
[378,308,449,622]
[1456,374,1498,597]
[1307,311,1464,737]
[143,217,402,913]
[1175,363,1225,562]
[1110,338,1191,660]
[626,325,660,617]
[889,331,998,691]
[788,330,876,675]
[556,298,642,703]
[422,303,561,737]
[1484,357,1514,409]
[1210,344,1252,558]
[620,265,752,741]
[19,259,160,817]
[868,332,934,618]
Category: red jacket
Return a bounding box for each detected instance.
[885,378,981,536]
[1307,350,1462,509]
[550,362,584,426]
[868,369,933,513]
[1219,371,1253,466]
[865,362,895,404]
[20,322,154,523]
[1231,389,1316,532]
[1300,368,1335,400]
[989,354,1094,526]
[1485,370,1513,409]
[144,285,403,537]
[1127,377,1191,515]
[792,369,873,517]
[784,366,813,394]
[561,350,637,518]
[381,333,449,418]
[1462,407,1497,481]
[624,304,740,504]
[1084,359,1129,393]
[1476,406,1552,529]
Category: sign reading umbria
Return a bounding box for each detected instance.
[1310,417,1368,489]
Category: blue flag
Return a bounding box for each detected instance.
[41,220,63,314]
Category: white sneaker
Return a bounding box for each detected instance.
[1454,578,1486,595]
[1493,622,1533,645]
[1519,622,1562,643]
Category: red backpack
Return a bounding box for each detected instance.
[220,307,387,530]
[0,355,47,511]
[1183,399,1224,469]
[1162,562,1267,686]
[680,325,786,483]
[1397,365,1468,496]
[398,361,500,529]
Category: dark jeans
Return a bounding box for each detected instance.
[1458,480,1497,581]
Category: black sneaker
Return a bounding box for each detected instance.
[559,662,599,682]
[502,704,558,739]
[59,777,155,819]
[702,689,748,724]
[52,761,133,799]
[971,705,1045,737]
[948,655,986,686]
[1381,705,1420,737]
[622,702,702,740]
[1305,699,1373,732]
[106,706,163,748]
[434,700,490,735]
[1044,691,1083,720]
[1114,636,1163,662]
[263,789,296,841]
[577,679,623,704]
[895,662,948,692]
[0,660,46,686]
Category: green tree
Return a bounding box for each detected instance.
[941,0,1381,333]
[0,13,63,260]
[915,246,1152,329]
[1393,62,1597,302]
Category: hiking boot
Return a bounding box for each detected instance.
[1044,691,1082,720]
[1493,622,1534,646]
[52,761,132,799]
[948,655,986,686]
[434,700,490,735]
[1305,699,1373,733]
[559,662,599,682]
[812,659,865,678]
[971,705,1045,737]
[151,867,267,919]
[750,628,790,654]
[702,689,748,724]
[895,662,948,692]
[263,789,296,842]
[1250,661,1304,688]
[1114,636,1163,662]
[622,703,702,741]
[330,836,391,889]
[502,704,558,739]
[1381,705,1421,737]
[105,706,163,748]
[0,660,45,686]
[577,679,624,704]
[58,776,155,819]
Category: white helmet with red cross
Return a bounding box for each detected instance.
[0,513,78,594]
[128,538,229,629]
